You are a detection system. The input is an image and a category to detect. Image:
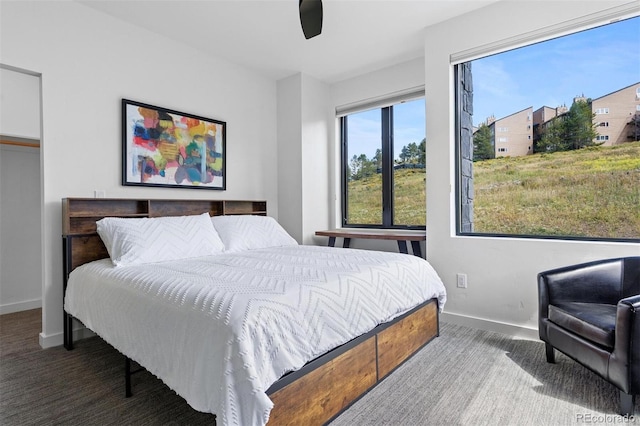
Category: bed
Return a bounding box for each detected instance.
[62,198,447,426]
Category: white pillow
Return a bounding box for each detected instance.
[211,215,298,252]
[97,213,225,266]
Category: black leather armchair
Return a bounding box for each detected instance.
[538,256,640,415]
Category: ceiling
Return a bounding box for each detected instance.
[78,0,499,84]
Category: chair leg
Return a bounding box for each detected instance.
[545,343,555,363]
[619,391,635,416]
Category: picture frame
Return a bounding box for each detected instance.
[122,99,226,190]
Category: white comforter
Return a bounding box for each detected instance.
[64,245,446,425]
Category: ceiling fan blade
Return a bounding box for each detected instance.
[299,0,323,39]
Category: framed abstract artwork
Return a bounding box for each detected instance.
[122,99,226,190]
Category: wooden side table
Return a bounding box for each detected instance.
[315,229,426,257]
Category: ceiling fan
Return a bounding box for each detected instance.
[299,0,323,39]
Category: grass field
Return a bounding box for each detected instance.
[347,168,426,226]
[347,141,640,239]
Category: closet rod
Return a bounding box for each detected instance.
[0,139,40,148]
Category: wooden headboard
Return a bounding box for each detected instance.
[62,197,267,277]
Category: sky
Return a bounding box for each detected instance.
[472,15,640,126]
[346,98,425,161]
[347,15,639,160]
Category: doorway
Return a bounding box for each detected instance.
[0,65,43,315]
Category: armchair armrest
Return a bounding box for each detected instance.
[609,294,640,394]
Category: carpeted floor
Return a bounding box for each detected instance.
[0,309,637,425]
[330,323,639,425]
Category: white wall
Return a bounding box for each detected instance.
[0,67,42,314]
[277,73,331,245]
[300,74,331,245]
[1,1,278,347]
[277,74,304,242]
[0,145,42,314]
[0,67,41,140]
[423,1,639,337]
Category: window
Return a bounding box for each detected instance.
[341,97,425,228]
[456,15,639,242]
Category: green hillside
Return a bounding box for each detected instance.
[347,142,640,238]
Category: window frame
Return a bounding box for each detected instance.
[454,15,640,244]
[340,101,425,230]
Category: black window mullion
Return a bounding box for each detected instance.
[341,116,349,226]
[381,107,393,227]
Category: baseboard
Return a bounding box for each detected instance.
[0,298,41,315]
[39,327,95,349]
[440,311,539,341]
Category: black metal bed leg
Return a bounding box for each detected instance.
[63,312,73,350]
[125,357,133,398]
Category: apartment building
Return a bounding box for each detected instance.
[532,105,568,147]
[591,82,640,146]
[480,82,640,158]
[486,107,534,157]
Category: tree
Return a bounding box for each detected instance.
[399,145,410,163]
[565,99,599,150]
[350,153,377,180]
[537,99,599,153]
[373,148,383,169]
[360,154,376,179]
[397,140,425,164]
[628,113,640,142]
[408,142,421,162]
[418,138,426,163]
[473,123,494,161]
[536,118,569,153]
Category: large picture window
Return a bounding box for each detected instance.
[341,97,426,228]
[456,15,639,242]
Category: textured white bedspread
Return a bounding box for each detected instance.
[64,245,446,425]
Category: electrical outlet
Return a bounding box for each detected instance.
[94,190,106,198]
[456,273,467,288]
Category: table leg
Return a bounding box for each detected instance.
[328,236,336,247]
[397,240,408,254]
[411,241,423,258]
[343,238,351,248]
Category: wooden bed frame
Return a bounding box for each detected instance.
[62,197,440,425]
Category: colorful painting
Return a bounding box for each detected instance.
[122,99,225,190]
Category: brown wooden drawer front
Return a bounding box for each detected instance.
[377,299,438,379]
[268,336,377,425]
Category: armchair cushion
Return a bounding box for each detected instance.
[548,302,616,349]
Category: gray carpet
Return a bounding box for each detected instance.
[1,322,636,425]
[331,323,638,425]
